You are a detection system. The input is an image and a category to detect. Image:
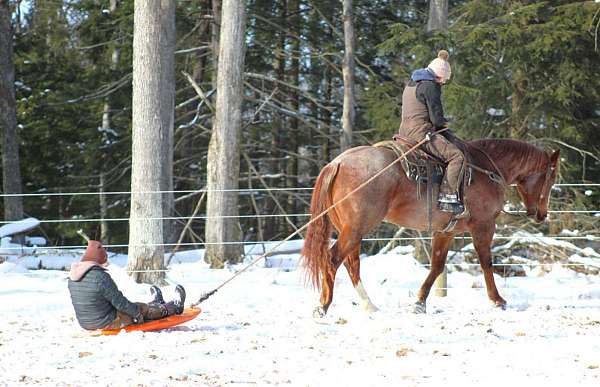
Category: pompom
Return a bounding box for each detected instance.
[437,50,449,61]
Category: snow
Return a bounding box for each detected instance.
[486,108,505,117]
[0,217,40,238]
[1,241,600,386]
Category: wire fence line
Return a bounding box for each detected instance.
[0,209,599,226]
[1,234,597,251]
[0,187,315,198]
[0,183,598,198]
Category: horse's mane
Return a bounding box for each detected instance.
[468,138,548,172]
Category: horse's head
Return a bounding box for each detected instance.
[515,149,560,222]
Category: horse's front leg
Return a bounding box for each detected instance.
[414,233,454,313]
[472,224,506,309]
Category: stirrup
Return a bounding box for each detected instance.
[438,200,465,215]
[438,192,460,204]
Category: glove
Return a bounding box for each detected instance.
[132,305,144,324]
[133,312,144,324]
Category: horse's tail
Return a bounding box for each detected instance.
[301,161,340,290]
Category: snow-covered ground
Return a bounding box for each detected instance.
[1,242,600,386]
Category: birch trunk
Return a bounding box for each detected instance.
[204,0,246,268]
[0,0,24,222]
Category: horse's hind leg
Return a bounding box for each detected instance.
[343,246,379,313]
[315,226,362,317]
[414,232,454,313]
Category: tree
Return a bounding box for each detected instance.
[427,0,449,32]
[341,0,356,151]
[98,0,122,243]
[159,0,176,246]
[204,0,246,268]
[211,0,221,88]
[127,0,175,284]
[1,0,24,222]
[428,0,450,297]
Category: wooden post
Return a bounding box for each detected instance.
[434,268,447,297]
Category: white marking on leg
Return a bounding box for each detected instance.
[355,280,379,313]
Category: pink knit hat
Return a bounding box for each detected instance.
[428,50,451,83]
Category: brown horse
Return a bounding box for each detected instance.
[301,138,559,317]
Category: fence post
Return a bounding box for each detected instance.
[434,268,447,297]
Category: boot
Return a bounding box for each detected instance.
[145,302,169,319]
[159,286,186,316]
[438,192,466,216]
[174,284,186,314]
[150,285,165,304]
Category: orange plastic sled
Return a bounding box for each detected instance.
[97,307,201,336]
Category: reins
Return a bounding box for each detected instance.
[191,135,433,307]
[466,144,509,188]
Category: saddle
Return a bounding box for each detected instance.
[375,135,472,190]
[374,133,473,231]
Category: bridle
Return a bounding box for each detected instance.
[469,145,555,220]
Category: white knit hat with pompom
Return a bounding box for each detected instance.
[428,50,451,83]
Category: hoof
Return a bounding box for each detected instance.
[364,303,379,313]
[413,301,426,314]
[493,300,507,310]
[313,306,326,318]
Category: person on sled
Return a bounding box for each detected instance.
[67,240,186,331]
[399,49,466,216]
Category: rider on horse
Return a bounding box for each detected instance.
[399,50,466,216]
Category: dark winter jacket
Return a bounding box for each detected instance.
[404,68,447,129]
[68,265,140,330]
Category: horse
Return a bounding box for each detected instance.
[301,138,560,317]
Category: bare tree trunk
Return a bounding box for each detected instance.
[204,0,246,268]
[128,0,171,284]
[211,0,221,88]
[426,0,448,32]
[510,67,527,138]
[160,0,176,246]
[426,0,449,296]
[98,0,121,244]
[341,0,355,151]
[0,0,24,222]
[264,0,287,240]
[99,172,109,242]
[286,0,300,226]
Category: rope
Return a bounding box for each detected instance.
[191,136,432,307]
